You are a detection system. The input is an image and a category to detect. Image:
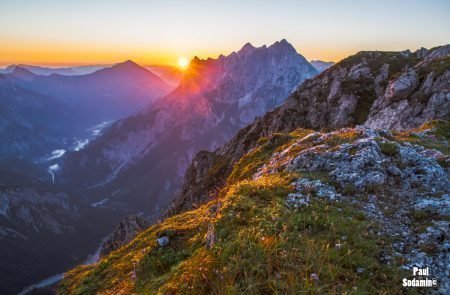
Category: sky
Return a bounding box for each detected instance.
[1,0,449,67]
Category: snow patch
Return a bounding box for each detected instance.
[46,149,66,161]
[91,198,109,208]
[73,138,89,151]
[48,164,60,184]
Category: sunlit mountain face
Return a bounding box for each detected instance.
[58,40,318,217]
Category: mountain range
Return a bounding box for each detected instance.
[0,40,319,293]
[0,64,108,76]
[59,44,449,294]
[1,41,448,294]
[0,62,172,162]
[57,39,318,215]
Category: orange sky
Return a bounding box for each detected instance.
[0,40,347,68]
[1,0,449,68]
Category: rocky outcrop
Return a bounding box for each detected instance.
[169,45,449,216]
[286,178,341,208]
[365,45,450,130]
[60,121,450,294]
[284,128,448,195]
[99,215,149,257]
[273,127,449,292]
[384,69,418,101]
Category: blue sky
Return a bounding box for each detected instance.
[1,0,449,66]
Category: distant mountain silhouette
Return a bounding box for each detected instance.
[0,64,109,76]
[310,60,335,72]
[8,60,172,124]
[0,60,173,163]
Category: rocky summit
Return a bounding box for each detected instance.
[59,44,449,294]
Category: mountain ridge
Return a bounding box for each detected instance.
[60,119,450,294]
[58,39,318,215]
[167,44,450,216]
[59,44,449,294]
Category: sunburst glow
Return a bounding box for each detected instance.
[178,57,189,69]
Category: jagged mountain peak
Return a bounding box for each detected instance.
[187,39,303,71]
[269,38,294,50]
[238,42,256,54]
[182,39,316,88]
[60,40,319,214]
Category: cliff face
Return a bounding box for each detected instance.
[168,45,449,216]
[365,46,450,129]
[99,215,149,257]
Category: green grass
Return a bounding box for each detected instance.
[60,123,442,294]
[59,173,408,294]
[379,141,398,156]
[227,131,308,184]
[161,175,407,294]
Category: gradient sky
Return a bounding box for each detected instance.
[1,0,449,67]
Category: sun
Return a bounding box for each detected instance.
[178,57,189,69]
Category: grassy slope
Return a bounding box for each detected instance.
[57,122,450,294]
[60,175,407,294]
